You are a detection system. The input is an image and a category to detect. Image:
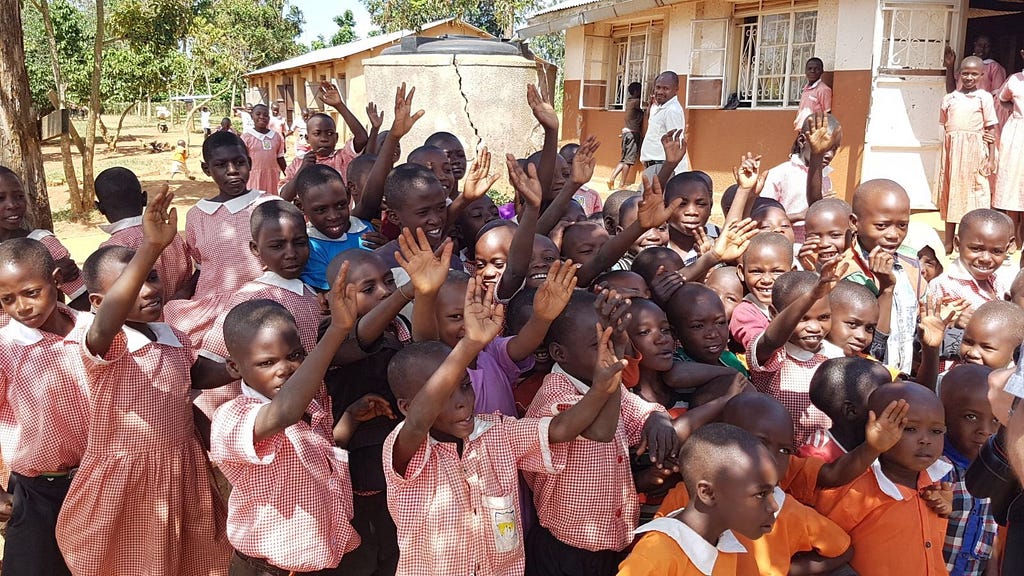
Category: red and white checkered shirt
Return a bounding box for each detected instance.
[383,413,565,576]
[748,335,844,446]
[523,364,665,552]
[798,428,849,464]
[281,140,359,188]
[28,229,87,301]
[56,322,230,576]
[210,385,358,572]
[925,258,1010,311]
[99,216,193,303]
[0,306,91,477]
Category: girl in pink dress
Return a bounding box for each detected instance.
[241,104,286,195]
[994,51,1024,246]
[939,56,999,254]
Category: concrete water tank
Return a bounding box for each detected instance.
[362,36,554,191]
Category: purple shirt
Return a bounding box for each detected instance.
[469,336,534,417]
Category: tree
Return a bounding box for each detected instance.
[81,0,104,220]
[331,9,357,46]
[0,0,52,229]
[361,0,538,38]
[310,34,327,50]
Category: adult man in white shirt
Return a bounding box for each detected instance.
[640,71,690,178]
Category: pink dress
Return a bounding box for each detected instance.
[995,73,1024,212]
[241,128,285,195]
[100,216,193,303]
[938,90,998,223]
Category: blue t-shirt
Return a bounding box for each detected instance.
[301,217,371,290]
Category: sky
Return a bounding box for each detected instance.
[293,0,374,46]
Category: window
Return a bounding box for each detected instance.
[687,19,729,108]
[580,20,663,110]
[879,1,954,72]
[736,10,817,107]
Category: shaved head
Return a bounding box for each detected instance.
[868,380,942,416]
[851,179,909,218]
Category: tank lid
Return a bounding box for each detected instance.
[382,35,532,58]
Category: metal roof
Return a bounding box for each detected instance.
[530,0,602,17]
[519,0,687,38]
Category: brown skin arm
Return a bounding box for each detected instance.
[789,549,855,576]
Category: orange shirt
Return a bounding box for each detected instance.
[814,460,953,576]
[618,516,747,576]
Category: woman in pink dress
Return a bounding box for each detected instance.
[240,104,286,195]
[994,51,1024,247]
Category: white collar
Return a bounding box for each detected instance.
[256,271,308,296]
[784,340,843,362]
[427,416,493,445]
[551,363,590,394]
[240,380,272,404]
[26,228,53,241]
[633,512,746,575]
[946,258,995,285]
[243,127,274,140]
[99,215,143,234]
[742,293,771,317]
[654,95,681,111]
[122,322,183,352]
[869,458,954,500]
[772,486,786,516]
[1,307,90,346]
[806,79,821,89]
[195,189,264,215]
[305,217,369,242]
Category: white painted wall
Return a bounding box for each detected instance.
[564,26,585,80]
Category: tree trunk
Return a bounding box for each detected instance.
[80,0,104,220]
[0,0,52,230]
[109,101,137,150]
[182,86,232,147]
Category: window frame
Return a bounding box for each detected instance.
[579,20,664,111]
[734,7,819,109]
[686,18,730,109]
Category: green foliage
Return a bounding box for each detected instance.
[361,0,538,38]
[331,10,358,46]
[310,35,328,51]
[22,0,93,109]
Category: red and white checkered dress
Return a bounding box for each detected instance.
[210,388,359,572]
[523,365,665,552]
[0,306,90,481]
[28,229,87,302]
[194,272,324,422]
[163,191,281,345]
[925,258,1011,310]
[748,334,844,446]
[99,216,193,303]
[383,413,566,576]
[56,323,231,576]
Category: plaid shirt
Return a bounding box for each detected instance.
[100,216,193,303]
[942,443,996,576]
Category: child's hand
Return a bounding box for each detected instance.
[328,261,359,333]
[534,259,579,321]
[506,154,543,209]
[318,81,344,108]
[596,288,632,357]
[920,481,954,518]
[918,296,955,349]
[804,112,838,157]
[693,225,714,255]
[798,238,820,271]
[366,101,384,129]
[811,256,848,299]
[983,131,996,145]
[141,185,178,251]
[865,398,909,453]
[594,324,628,394]
[359,230,389,250]
[463,276,504,347]
[572,136,600,186]
[712,218,759,263]
[982,157,998,177]
[947,298,973,329]
[395,228,453,296]
[866,246,897,291]
[733,152,762,190]
[638,411,681,467]
[344,393,396,423]
[943,46,956,69]
[527,84,559,130]
[651,266,684,305]
[637,175,683,230]
[463,147,500,201]
[390,82,425,139]
[661,129,686,165]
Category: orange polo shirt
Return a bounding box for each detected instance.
[618,516,747,576]
[814,460,953,576]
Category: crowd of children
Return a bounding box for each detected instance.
[1,56,1023,576]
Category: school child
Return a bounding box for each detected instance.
[612,195,669,271]
[608,82,643,190]
[801,356,894,462]
[162,132,281,344]
[240,104,286,196]
[95,167,192,302]
[631,246,684,292]
[939,56,1000,254]
[704,266,743,324]
[209,268,362,574]
[373,164,462,271]
[920,245,946,283]
[827,280,882,358]
[730,232,794,352]
[425,131,468,187]
[994,57,1024,245]
[603,189,640,236]
[408,145,456,199]
[475,222,519,291]
[291,164,372,291]
[752,202,797,245]
[814,381,955,576]
[268,103,288,141]
[291,107,311,158]
[346,154,376,209]
[939,364,999,576]
[663,172,719,265]
[0,238,91,576]
[559,142,603,215]
[959,300,1024,368]
[595,270,651,300]
[748,264,846,445]
[927,208,1013,308]
[560,221,608,270]
[384,277,626,575]
[170,139,196,180]
[803,197,852,267]
[216,117,237,135]
[617,423,779,576]
[666,283,748,377]
[794,57,833,131]
[0,167,88,311]
[458,197,502,265]
[55,191,230,575]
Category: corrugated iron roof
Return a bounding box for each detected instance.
[530,0,602,17]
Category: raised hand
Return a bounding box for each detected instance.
[712,218,759,263]
[506,154,543,209]
[811,256,849,299]
[943,46,956,69]
[918,296,955,349]
[948,298,973,330]
[319,81,344,108]
[661,129,686,165]
[527,83,559,131]
[391,82,425,139]
[650,266,684,305]
[733,152,762,190]
[595,288,632,357]
[594,324,628,394]
[693,225,713,255]
[328,261,360,333]
[344,393,396,423]
[463,147,500,201]
[572,136,600,186]
[366,102,384,129]
[463,276,505,347]
[395,228,453,296]
[637,174,683,230]
[804,113,838,156]
[798,238,821,271]
[865,399,909,453]
[534,260,578,321]
[141,185,178,251]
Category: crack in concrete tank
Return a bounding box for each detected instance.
[452,56,482,151]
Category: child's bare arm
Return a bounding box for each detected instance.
[276,156,287,174]
[725,153,766,226]
[333,393,395,447]
[548,323,625,443]
[353,83,424,222]
[662,361,743,389]
[446,148,500,229]
[395,229,453,342]
[86,187,177,358]
[656,129,686,189]
[789,549,855,576]
[670,374,746,441]
[817,399,909,487]
[497,155,542,301]
[536,136,599,235]
[985,124,998,175]
[916,297,954,391]
[944,46,957,94]
[805,113,840,206]
[331,284,414,365]
[527,84,560,201]
[577,290,633,442]
[392,277,503,476]
[252,264,359,442]
[507,260,577,362]
[319,81,369,153]
[867,246,897,335]
[280,153,317,201]
[365,102,384,156]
